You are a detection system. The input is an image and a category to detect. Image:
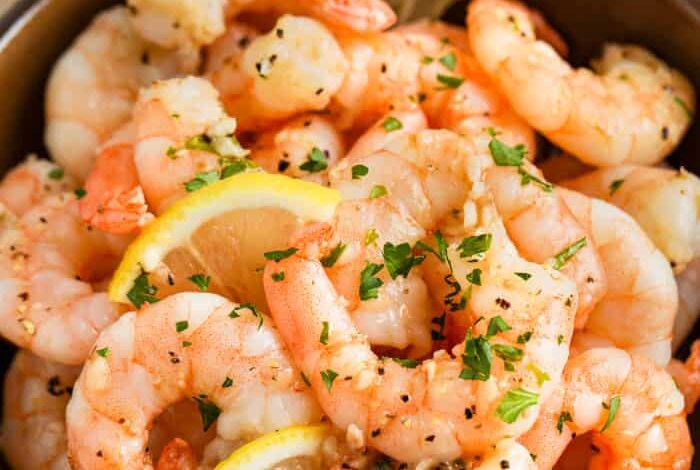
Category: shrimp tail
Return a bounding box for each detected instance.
[80,141,153,234]
[155,438,198,470]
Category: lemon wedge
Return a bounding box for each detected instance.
[109,173,340,310]
[215,425,331,470]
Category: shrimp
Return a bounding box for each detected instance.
[467,0,696,167]
[485,164,607,329]
[45,6,196,180]
[205,15,348,130]
[523,348,693,469]
[0,194,127,364]
[80,76,250,234]
[264,199,577,462]
[65,292,321,469]
[558,188,678,365]
[0,350,80,470]
[248,113,345,185]
[0,156,77,216]
[563,165,700,271]
[667,340,700,414]
[674,256,700,350]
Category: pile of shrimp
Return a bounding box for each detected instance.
[0,0,699,468]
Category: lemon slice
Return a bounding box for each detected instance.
[215,425,331,470]
[109,173,340,310]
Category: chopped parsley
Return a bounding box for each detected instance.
[608,178,625,196]
[187,274,211,291]
[492,344,523,362]
[352,164,369,179]
[436,74,464,89]
[416,231,449,267]
[264,247,298,262]
[300,371,311,387]
[382,242,425,279]
[193,396,221,432]
[320,369,338,391]
[272,271,285,282]
[458,234,492,259]
[382,116,403,132]
[74,188,87,199]
[496,388,539,423]
[96,347,110,358]
[460,326,493,381]
[557,334,565,345]
[221,160,250,178]
[600,396,620,432]
[320,321,329,345]
[514,272,531,281]
[222,376,233,388]
[369,184,388,199]
[551,237,587,270]
[299,147,328,173]
[365,228,379,246]
[489,138,527,166]
[184,170,220,192]
[359,262,384,300]
[517,331,532,344]
[518,167,553,192]
[439,52,457,71]
[47,167,64,180]
[466,268,482,286]
[431,312,446,341]
[175,320,189,333]
[127,271,159,308]
[182,340,192,348]
[321,243,346,268]
[231,303,263,329]
[422,55,434,64]
[674,96,694,120]
[487,315,511,336]
[527,363,550,387]
[389,357,420,368]
[557,411,573,433]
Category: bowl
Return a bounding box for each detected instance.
[0,0,697,467]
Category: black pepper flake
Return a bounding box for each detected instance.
[381,63,387,73]
[118,417,126,424]
[47,376,65,396]
[276,28,284,38]
[167,273,175,286]
[495,297,510,309]
[400,394,409,403]
[141,52,150,65]
[571,433,577,439]
[315,88,324,95]
[344,375,352,381]
[96,450,103,457]
[586,276,594,283]
[500,460,510,469]
[238,36,250,48]
[39,217,47,224]
[591,444,600,453]
[371,428,381,437]
[465,407,473,419]
[662,126,669,140]
[173,21,180,29]
[17,292,29,302]
[378,367,385,376]
[303,120,312,127]
[425,434,436,442]
[269,54,278,64]
[277,160,290,172]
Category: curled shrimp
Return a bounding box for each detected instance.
[205,15,348,130]
[264,197,577,462]
[563,165,700,271]
[248,113,345,185]
[45,6,195,180]
[668,340,700,414]
[523,347,693,469]
[65,292,321,469]
[559,188,678,365]
[0,193,127,364]
[0,350,80,470]
[467,0,696,167]
[0,155,77,216]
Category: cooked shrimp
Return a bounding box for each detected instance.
[0,156,77,216]
[65,292,321,469]
[0,350,80,470]
[206,15,348,130]
[264,206,577,462]
[467,0,696,167]
[45,6,195,180]
[248,113,345,185]
[559,189,678,365]
[524,348,693,469]
[0,194,127,364]
[563,165,700,271]
[667,340,700,414]
[486,164,607,329]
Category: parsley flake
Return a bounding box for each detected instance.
[320,369,338,391]
[382,242,425,279]
[175,320,189,333]
[416,231,450,269]
[600,396,621,432]
[609,178,625,195]
[487,315,511,336]
[231,303,263,330]
[466,268,482,286]
[674,96,694,120]
[321,243,346,268]
[264,247,298,262]
[489,138,527,166]
[96,347,110,358]
[359,262,384,300]
[188,274,211,291]
[551,237,587,270]
[369,184,388,199]
[518,167,553,192]
[222,376,233,388]
[492,344,523,362]
[299,147,328,173]
[389,357,420,368]
[184,170,219,192]
[527,363,550,387]
[382,116,403,132]
[48,167,64,180]
[352,164,369,179]
[127,271,159,308]
[496,388,539,423]
[193,396,221,432]
[557,411,573,434]
[517,331,532,344]
[439,52,457,71]
[460,324,492,381]
[74,188,87,199]
[271,271,285,282]
[422,56,434,64]
[365,228,379,246]
[458,234,492,259]
[300,371,311,387]
[436,74,464,89]
[320,321,329,345]
[514,272,531,281]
